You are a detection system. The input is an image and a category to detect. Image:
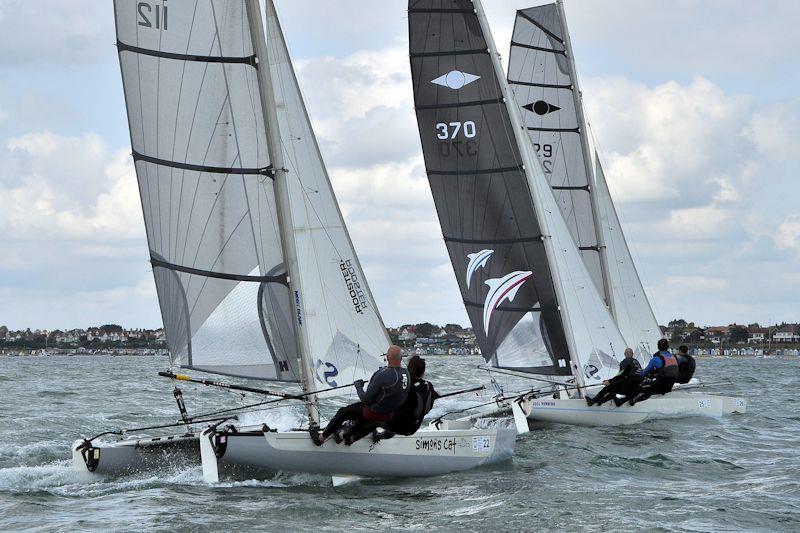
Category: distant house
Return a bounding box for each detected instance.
[747,326,769,344]
[398,328,416,342]
[774,324,799,343]
[705,326,730,344]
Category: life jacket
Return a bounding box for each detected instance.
[368,366,410,413]
[410,379,437,422]
[676,354,696,383]
[620,357,642,377]
[654,351,679,380]
[386,378,437,435]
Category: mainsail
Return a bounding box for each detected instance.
[114,0,387,390]
[409,0,629,388]
[507,3,611,308]
[594,154,661,357]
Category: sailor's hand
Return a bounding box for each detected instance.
[603,380,610,386]
[354,379,365,388]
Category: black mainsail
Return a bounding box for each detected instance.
[409,0,570,375]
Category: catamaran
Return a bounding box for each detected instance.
[72,0,515,483]
[408,0,745,427]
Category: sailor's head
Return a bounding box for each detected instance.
[386,345,403,367]
[679,345,689,355]
[407,355,426,378]
[657,338,669,352]
[624,347,634,359]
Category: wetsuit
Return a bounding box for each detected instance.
[675,354,696,384]
[320,366,409,440]
[590,357,642,406]
[345,378,440,443]
[630,351,679,405]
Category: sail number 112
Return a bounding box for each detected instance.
[138,1,168,30]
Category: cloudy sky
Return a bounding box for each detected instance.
[0,0,798,331]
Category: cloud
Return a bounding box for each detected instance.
[0,132,143,240]
[775,215,800,257]
[0,0,112,67]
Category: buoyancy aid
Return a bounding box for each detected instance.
[654,351,679,380]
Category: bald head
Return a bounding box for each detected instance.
[624,348,634,358]
[386,345,403,367]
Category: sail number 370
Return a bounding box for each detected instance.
[436,121,477,140]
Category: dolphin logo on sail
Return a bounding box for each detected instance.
[431,70,480,90]
[483,271,533,334]
[466,249,493,289]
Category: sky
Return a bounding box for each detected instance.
[0,0,798,331]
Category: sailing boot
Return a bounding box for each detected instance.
[308,426,324,446]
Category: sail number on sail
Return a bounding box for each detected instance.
[137,1,167,30]
[533,143,553,174]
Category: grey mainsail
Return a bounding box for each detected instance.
[507,3,610,307]
[114,0,387,389]
[408,0,571,375]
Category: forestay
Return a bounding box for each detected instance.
[262,0,388,396]
[507,4,606,301]
[594,154,660,359]
[409,0,571,375]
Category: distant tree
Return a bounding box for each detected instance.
[415,322,438,338]
[444,323,462,334]
[99,324,123,333]
[688,328,704,343]
[668,319,688,329]
[0,325,7,338]
[388,330,399,344]
[729,325,748,344]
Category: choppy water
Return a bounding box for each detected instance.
[1,355,798,531]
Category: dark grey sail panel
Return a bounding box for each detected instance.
[508,4,604,295]
[409,0,570,375]
[114,0,299,381]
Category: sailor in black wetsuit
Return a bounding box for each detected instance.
[586,347,642,407]
[309,345,409,446]
[343,355,440,444]
[675,345,696,384]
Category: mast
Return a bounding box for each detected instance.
[556,0,614,319]
[245,0,319,424]
[473,0,587,394]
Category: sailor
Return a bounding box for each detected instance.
[309,345,409,446]
[585,347,642,407]
[675,345,696,384]
[629,338,679,405]
[343,355,440,444]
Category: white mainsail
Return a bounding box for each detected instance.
[506,2,611,308]
[594,154,661,358]
[114,0,387,396]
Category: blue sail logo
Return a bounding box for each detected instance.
[465,249,493,289]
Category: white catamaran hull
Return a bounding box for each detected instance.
[519,392,747,427]
[73,424,516,481]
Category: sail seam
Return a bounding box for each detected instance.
[427,165,523,176]
[509,80,572,89]
[509,40,566,55]
[552,185,589,191]
[416,97,503,110]
[150,257,288,284]
[443,235,542,244]
[117,41,258,66]
[527,127,580,133]
[132,150,274,177]
[517,10,565,45]
[408,8,475,14]
[578,246,600,252]
[410,48,487,58]
[463,301,544,312]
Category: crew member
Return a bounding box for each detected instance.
[675,345,696,384]
[309,345,409,446]
[586,347,642,407]
[629,338,679,405]
[344,355,440,444]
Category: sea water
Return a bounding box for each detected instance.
[0,355,798,531]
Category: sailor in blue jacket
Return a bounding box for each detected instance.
[629,338,679,405]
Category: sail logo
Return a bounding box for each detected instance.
[483,271,533,334]
[431,70,480,90]
[314,359,339,387]
[523,100,560,116]
[340,259,368,314]
[466,249,493,289]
